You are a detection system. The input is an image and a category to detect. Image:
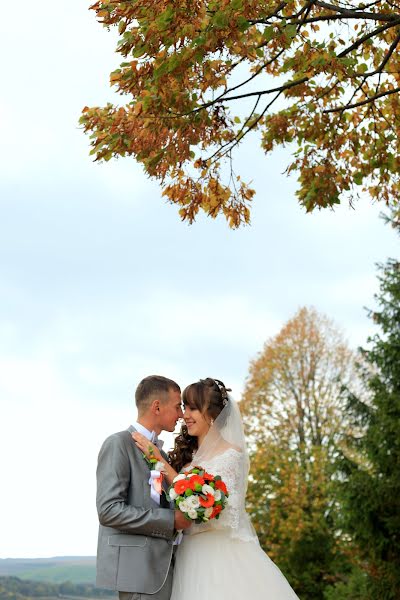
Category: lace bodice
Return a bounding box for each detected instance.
[185,447,258,542]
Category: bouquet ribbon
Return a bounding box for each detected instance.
[149,470,164,503]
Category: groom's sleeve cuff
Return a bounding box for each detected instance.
[149,508,175,540]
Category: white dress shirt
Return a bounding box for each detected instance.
[132,421,155,441]
[132,421,161,505]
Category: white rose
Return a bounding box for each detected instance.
[186,495,200,509]
[155,461,167,473]
[179,500,189,513]
[204,507,213,518]
[169,488,178,501]
[202,484,215,496]
[214,490,222,501]
[173,474,186,483]
[188,508,198,520]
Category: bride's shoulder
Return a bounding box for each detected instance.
[213,443,243,460]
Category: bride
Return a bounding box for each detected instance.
[133,377,299,600]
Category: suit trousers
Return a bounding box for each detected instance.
[118,558,173,600]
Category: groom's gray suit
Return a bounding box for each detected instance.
[96,426,175,599]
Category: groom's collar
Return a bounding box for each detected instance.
[128,423,165,450]
[131,421,154,441]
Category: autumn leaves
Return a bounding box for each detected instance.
[82,1,400,225]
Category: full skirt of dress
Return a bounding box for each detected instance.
[171,530,299,600]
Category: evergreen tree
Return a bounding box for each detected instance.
[335,258,400,599]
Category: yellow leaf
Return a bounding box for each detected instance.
[133,102,143,116]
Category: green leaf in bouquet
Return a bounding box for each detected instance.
[194,483,203,492]
[191,468,200,474]
[209,482,215,488]
[185,488,193,497]
[214,475,222,481]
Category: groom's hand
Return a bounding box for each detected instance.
[174,510,192,530]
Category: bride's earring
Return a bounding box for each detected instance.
[210,418,214,426]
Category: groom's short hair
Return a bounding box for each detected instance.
[135,375,181,412]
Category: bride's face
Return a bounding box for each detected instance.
[183,404,210,438]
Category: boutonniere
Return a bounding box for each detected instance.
[142,445,159,469]
[143,445,167,502]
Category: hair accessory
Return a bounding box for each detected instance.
[213,379,231,406]
[199,377,232,407]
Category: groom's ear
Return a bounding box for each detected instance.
[150,398,161,414]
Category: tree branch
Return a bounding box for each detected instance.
[314,0,400,22]
[323,85,400,112]
[338,19,400,57]
[361,29,400,75]
[249,3,400,25]
[217,77,309,103]
[205,94,262,163]
[207,91,281,165]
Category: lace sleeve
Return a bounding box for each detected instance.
[211,448,242,531]
[188,448,258,543]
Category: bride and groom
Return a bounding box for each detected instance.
[96,375,299,600]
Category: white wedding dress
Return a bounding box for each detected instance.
[170,447,299,600]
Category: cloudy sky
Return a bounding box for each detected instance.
[1,2,399,559]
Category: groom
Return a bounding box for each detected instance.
[96,375,191,600]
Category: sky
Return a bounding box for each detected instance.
[0,1,399,559]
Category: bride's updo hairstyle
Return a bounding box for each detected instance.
[169,378,231,472]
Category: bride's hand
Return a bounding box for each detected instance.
[132,432,163,462]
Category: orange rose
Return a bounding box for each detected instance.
[174,479,189,495]
[199,493,215,508]
[215,480,228,495]
[211,504,222,519]
[203,472,214,481]
[188,474,205,489]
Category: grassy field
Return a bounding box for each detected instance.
[14,566,96,584]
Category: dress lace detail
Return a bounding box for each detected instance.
[186,447,258,542]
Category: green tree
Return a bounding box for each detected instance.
[81,1,400,227]
[332,258,400,600]
[241,307,356,599]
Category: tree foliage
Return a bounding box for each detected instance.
[333,258,400,600]
[242,306,355,451]
[241,307,356,599]
[81,0,400,227]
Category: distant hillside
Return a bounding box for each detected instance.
[0,560,96,585]
[0,576,115,600]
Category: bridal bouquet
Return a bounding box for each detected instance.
[168,467,229,523]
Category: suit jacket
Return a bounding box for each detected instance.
[96,426,175,594]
